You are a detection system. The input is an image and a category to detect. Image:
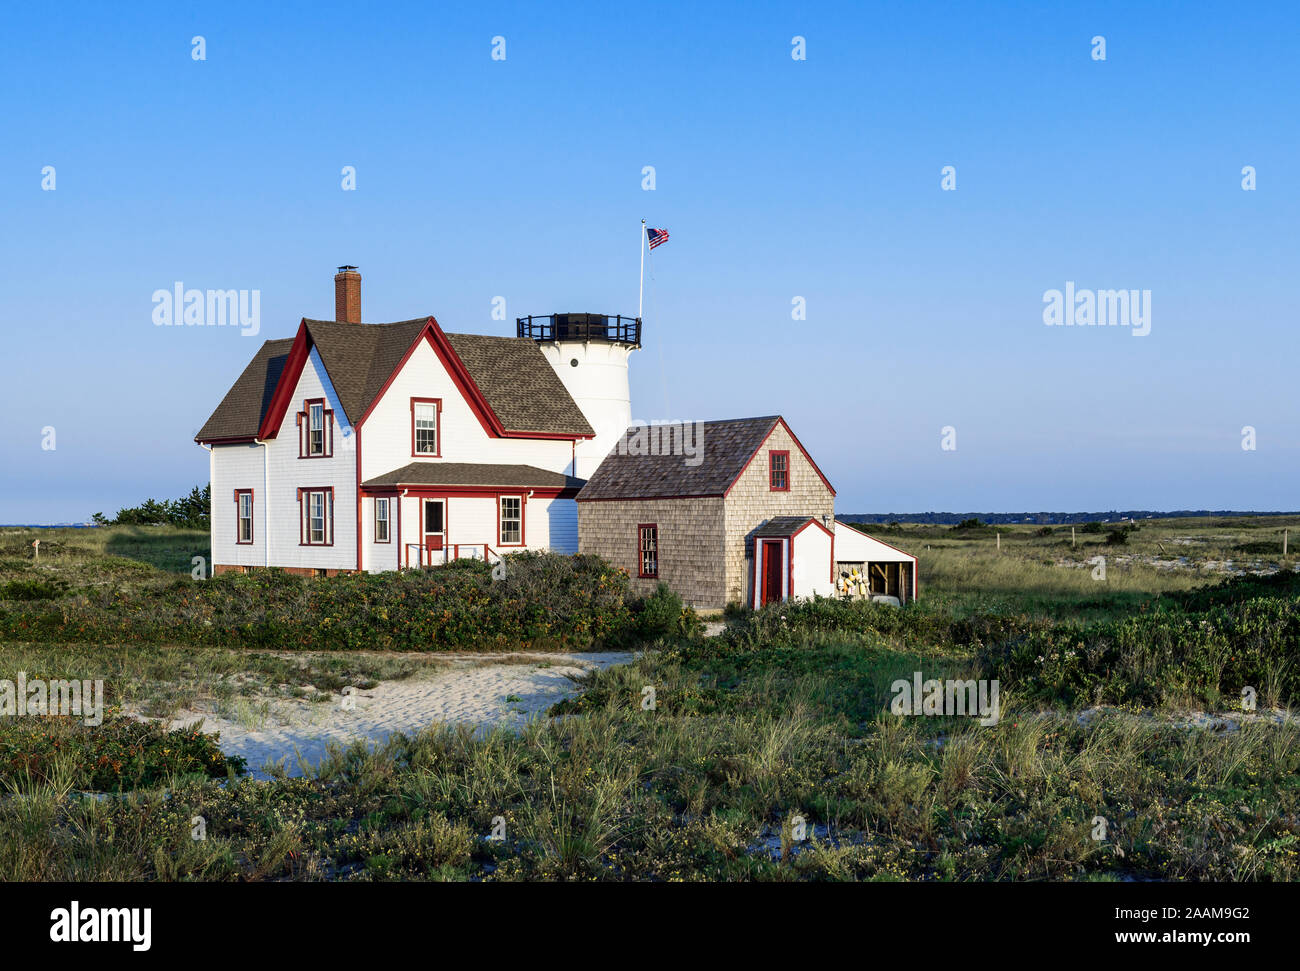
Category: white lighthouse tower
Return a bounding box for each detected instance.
[519,312,640,478]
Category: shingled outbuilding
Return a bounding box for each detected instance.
[576,416,838,609]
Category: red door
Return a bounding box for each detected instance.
[761,540,784,606]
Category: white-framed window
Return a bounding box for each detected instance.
[412,399,440,455]
[499,495,522,545]
[375,497,390,543]
[300,488,333,546]
[236,490,253,544]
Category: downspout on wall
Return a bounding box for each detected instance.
[197,441,214,578]
[254,438,270,567]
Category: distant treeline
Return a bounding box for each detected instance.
[840,510,1300,526]
[92,484,210,530]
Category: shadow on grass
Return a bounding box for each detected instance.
[104,526,209,574]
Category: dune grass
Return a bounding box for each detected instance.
[0,517,1296,881]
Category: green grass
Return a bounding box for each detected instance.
[0,518,1295,881]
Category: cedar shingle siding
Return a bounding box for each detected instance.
[722,421,834,605]
[578,416,834,609]
[578,496,727,607]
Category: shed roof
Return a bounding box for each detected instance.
[833,521,918,563]
[752,516,822,537]
[576,416,781,500]
[362,462,584,491]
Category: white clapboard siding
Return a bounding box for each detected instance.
[792,523,835,599]
[213,347,358,571]
[210,442,267,569]
[359,338,575,481]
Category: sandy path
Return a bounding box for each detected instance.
[161,652,634,780]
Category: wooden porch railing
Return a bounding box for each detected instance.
[404,543,502,569]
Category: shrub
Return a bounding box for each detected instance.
[635,582,703,641]
[1080,521,1103,534]
[980,580,1300,707]
[0,551,642,652]
[0,715,244,791]
[0,578,70,601]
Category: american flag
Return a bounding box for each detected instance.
[646,227,670,250]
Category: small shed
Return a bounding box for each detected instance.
[576,415,835,608]
[750,516,836,607]
[832,521,919,604]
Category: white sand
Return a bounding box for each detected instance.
[155,652,634,780]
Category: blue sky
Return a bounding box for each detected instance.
[2,0,1296,521]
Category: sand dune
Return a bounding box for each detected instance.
[160,652,635,780]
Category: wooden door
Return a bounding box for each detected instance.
[761,540,784,606]
[423,499,445,556]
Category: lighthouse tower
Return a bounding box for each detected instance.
[518,313,641,478]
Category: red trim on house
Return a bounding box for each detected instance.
[257,320,313,441]
[637,523,659,578]
[410,397,443,457]
[832,520,920,601]
[355,427,363,571]
[496,494,526,547]
[361,484,578,500]
[198,435,262,445]
[373,496,392,543]
[352,318,591,442]
[297,486,335,546]
[768,450,790,491]
[754,538,788,608]
[298,397,334,458]
[424,497,447,552]
[234,488,254,545]
[722,417,836,499]
[778,418,836,497]
[789,516,834,541]
[835,521,918,560]
[786,535,796,600]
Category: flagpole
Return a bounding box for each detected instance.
[638,218,646,319]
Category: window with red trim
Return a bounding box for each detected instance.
[411,398,441,456]
[769,450,789,491]
[298,487,334,545]
[235,489,254,544]
[638,524,658,578]
[298,398,333,458]
[374,497,391,543]
[499,495,523,546]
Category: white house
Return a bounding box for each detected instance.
[196,264,920,604]
[196,268,639,575]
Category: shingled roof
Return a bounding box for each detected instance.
[576,416,782,501]
[196,318,594,442]
[752,516,822,537]
[362,462,584,491]
[194,338,295,441]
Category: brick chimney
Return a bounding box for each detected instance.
[334,266,361,323]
